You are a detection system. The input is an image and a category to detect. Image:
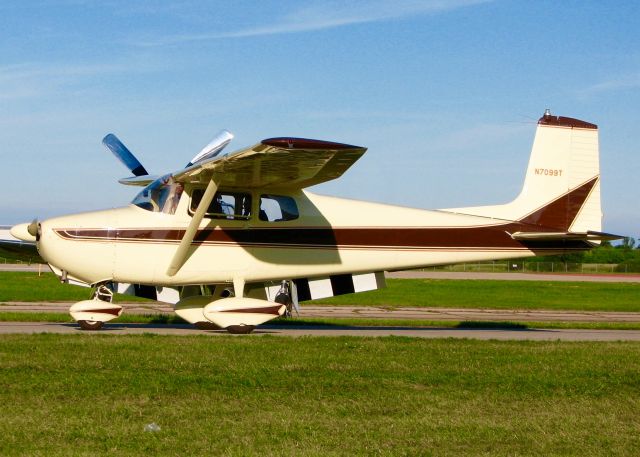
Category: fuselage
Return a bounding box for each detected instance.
[36,186,591,286]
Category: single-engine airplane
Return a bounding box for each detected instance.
[9,110,620,333]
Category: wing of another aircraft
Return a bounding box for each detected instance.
[172,137,367,189]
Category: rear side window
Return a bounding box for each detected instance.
[259,195,299,222]
[191,189,252,220]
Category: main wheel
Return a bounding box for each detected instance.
[77,320,104,331]
[194,321,221,330]
[226,325,255,334]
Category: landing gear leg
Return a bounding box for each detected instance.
[275,280,295,317]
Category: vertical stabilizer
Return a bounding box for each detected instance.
[446,110,602,232]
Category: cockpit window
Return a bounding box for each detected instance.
[190,189,252,220]
[132,175,183,214]
[259,194,299,222]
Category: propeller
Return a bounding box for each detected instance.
[102,134,149,177]
[187,130,234,167]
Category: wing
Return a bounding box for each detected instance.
[172,137,367,189]
[165,137,366,276]
[0,225,38,257]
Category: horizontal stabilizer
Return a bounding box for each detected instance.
[511,230,623,242]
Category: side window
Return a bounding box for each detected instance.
[259,195,299,222]
[190,189,252,220]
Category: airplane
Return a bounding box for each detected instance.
[9,109,621,333]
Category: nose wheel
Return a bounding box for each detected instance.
[70,283,121,331]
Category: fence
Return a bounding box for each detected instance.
[1,257,40,265]
[424,262,629,273]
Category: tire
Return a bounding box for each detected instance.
[226,325,255,334]
[194,321,222,330]
[77,320,104,331]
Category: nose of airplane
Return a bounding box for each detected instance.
[10,222,37,243]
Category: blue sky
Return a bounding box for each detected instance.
[1,1,638,236]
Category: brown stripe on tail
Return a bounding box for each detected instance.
[518,176,599,231]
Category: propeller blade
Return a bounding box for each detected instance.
[166,178,219,276]
[102,133,149,177]
[187,130,234,167]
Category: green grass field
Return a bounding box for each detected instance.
[1,272,638,312]
[0,335,638,456]
[0,272,146,303]
[319,278,640,311]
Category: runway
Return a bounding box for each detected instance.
[1,321,640,341]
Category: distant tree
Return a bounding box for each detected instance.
[618,237,636,250]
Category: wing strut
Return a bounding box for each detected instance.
[166,177,219,277]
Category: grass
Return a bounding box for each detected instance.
[0,272,146,303]
[0,246,42,264]
[0,335,638,456]
[316,278,640,312]
[0,312,186,325]
[0,272,92,302]
[2,272,639,312]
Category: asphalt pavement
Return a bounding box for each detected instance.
[2,321,640,341]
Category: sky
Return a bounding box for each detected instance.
[1,0,638,237]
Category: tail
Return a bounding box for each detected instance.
[448,110,604,234]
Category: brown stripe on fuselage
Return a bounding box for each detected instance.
[53,223,592,252]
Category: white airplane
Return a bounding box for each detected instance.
[9,110,620,333]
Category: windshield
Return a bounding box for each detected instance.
[132,174,183,214]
